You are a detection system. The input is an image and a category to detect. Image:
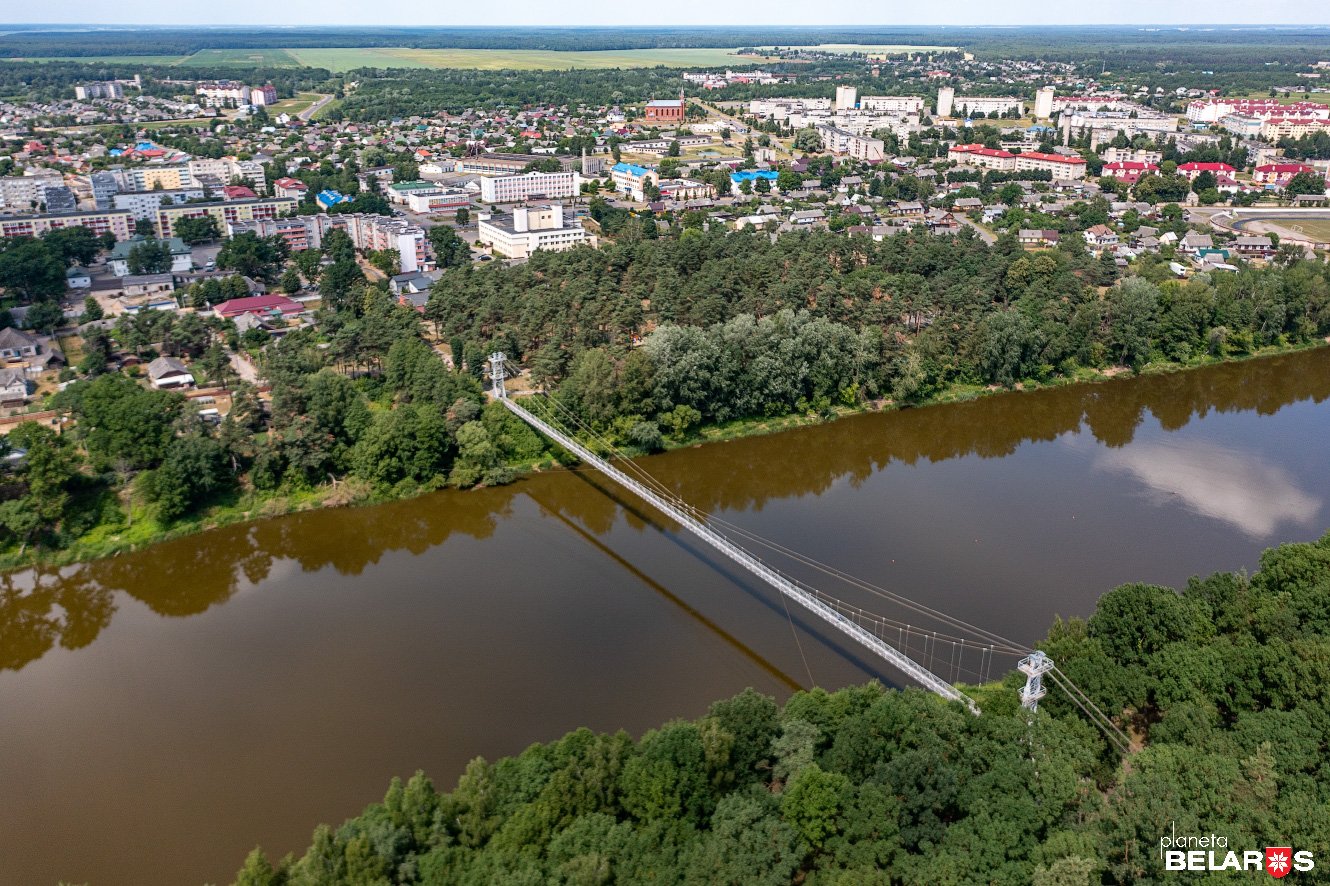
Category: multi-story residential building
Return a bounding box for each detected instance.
[340,213,429,272]
[196,82,251,107]
[228,216,319,252]
[186,158,267,194]
[835,86,858,111]
[0,209,133,241]
[1260,118,1330,140]
[123,165,190,192]
[88,170,121,210]
[479,171,576,204]
[42,186,76,214]
[74,81,124,100]
[948,143,1016,171]
[1013,151,1088,179]
[1176,162,1237,181]
[1051,95,1134,114]
[113,188,207,221]
[478,203,588,259]
[1187,99,1330,124]
[815,125,886,162]
[1101,161,1159,184]
[858,95,926,114]
[226,212,429,273]
[1034,86,1055,120]
[1253,162,1317,186]
[748,98,832,122]
[937,88,1026,119]
[1101,147,1164,165]
[155,197,297,239]
[0,171,65,212]
[273,177,309,200]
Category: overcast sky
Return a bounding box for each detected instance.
[7,1,1328,27]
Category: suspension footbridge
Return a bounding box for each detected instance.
[488,353,1125,746]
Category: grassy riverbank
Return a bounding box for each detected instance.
[2,339,1325,574]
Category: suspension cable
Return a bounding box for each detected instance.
[537,394,1029,654]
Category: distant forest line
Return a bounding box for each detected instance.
[3,25,1330,59]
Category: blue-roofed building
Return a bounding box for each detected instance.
[610,161,658,202]
[317,189,351,209]
[730,169,780,191]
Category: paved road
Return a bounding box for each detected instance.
[299,94,334,122]
[955,215,997,244]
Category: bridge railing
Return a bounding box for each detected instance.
[504,397,981,715]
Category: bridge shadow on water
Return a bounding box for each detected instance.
[538,465,910,694]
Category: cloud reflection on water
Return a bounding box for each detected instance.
[1096,440,1322,539]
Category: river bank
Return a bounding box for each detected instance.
[6,337,1330,886]
[2,338,1325,574]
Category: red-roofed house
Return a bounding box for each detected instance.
[1102,161,1159,184]
[1014,151,1088,179]
[948,143,1015,171]
[1254,162,1316,186]
[213,294,304,321]
[223,185,258,200]
[1177,162,1236,181]
[273,177,309,199]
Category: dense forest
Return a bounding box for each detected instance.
[232,530,1330,884]
[0,62,331,104]
[4,224,1329,565]
[427,227,1330,445]
[3,24,1328,58]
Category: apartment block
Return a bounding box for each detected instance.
[227,212,428,273]
[479,171,576,203]
[0,209,133,241]
[0,171,66,212]
[155,197,297,239]
[113,188,207,221]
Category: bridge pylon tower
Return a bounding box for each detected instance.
[488,352,508,399]
[1018,650,1054,712]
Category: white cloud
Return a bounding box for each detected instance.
[1096,440,1322,539]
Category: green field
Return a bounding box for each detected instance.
[179,48,303,67]
[756,43,957,55]
[1234,215,1330,243]
[264,91,324,115]
[286,46,779,71]
[18,54,192,65]
[16,45,780,72]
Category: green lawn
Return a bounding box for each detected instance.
[265,91,323,115]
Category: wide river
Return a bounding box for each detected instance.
[3,348,1329,885]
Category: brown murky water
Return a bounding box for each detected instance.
[2,348,1328,885]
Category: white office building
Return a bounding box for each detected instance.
[479,171,577,204]
[478,204,588,259]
